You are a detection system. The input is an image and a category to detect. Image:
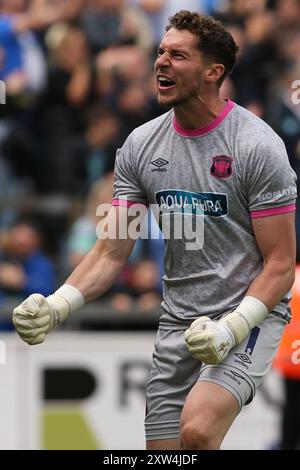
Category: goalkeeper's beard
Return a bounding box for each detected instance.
[171,83,211,118]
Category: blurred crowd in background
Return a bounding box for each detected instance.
[0,0,300,313]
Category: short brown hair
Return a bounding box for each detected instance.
[166,10,238,85]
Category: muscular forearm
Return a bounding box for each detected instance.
[185,259,295,364]
[65,238,134,303]
[247,259,295,311]
[213,258,295,350]
[248,211,296,313]
[13,213,136,345]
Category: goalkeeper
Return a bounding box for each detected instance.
[13,11,297,450]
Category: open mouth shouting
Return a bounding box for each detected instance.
[157,75,176,91]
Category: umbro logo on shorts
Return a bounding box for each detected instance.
[230,370,245,380]
[223,370,245,385]
[151,158,169,172]
[234,353,252,364]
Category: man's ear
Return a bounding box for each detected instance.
[204,63,225,84]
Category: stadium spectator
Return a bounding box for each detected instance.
[33,23,93,193]
[127,259,162,311]
[81,0,154,54]
[0,219,55,302]
[0,0,63,96]
[268,66,300,257]
[128,0,167,47]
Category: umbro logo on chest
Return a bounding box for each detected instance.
[150,158,169,172]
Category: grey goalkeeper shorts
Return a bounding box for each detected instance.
[145,313,287,441]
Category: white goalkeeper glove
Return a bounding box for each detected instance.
[185,296,269,364]
[12,284,84,345]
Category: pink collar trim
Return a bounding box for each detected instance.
[173,99,235,137]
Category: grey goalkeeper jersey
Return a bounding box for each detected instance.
[113,100,297,328]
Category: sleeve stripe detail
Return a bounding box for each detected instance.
[250,204,296,218]
[112,198,149,208]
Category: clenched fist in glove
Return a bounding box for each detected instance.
[185,296,269,364]
[13,285,84,345]
[185,316,236,364]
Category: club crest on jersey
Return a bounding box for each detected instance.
[211,155,233,179]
